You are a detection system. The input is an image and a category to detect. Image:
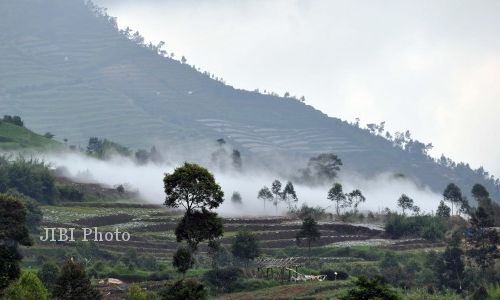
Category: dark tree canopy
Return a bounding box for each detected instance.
[471,183,490,202]
[159,279,208,300]
[340,276,400,300]
[282,181,298,207]
[299,153,343,184]
[52,260,101,300]
[173,246,194,275]
[164,163,224,213]
[397,194,414,215]
[296,216,321,250]
[0,193,32,245]
[436,200,451,218]
[175,209,223,251]
[231,230,261,264]
[443,183,463,215]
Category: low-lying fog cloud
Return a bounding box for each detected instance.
[95,0,500,178]
[41,152,441,217]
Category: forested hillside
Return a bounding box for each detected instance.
[0,0,498,199]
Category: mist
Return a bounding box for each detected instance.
[39,151,441,217]
[94,0,500,178]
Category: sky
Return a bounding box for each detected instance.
[96,0,500,177]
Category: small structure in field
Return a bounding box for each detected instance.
[255,257,326,282]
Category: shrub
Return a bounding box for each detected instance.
[340,276,400,300]
[57,185,84,202]
[385,214,446,241]
[203,267,242,293]
[158,279,207,300]
[4,271,49,300]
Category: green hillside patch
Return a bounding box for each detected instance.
[0,121,61,150]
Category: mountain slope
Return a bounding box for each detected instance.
[0,121,61,151]
[0,0,498,199]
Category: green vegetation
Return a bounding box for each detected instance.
[4,271,49,300]
[0,120,61,151]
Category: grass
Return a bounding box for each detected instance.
[217,280,352,300]
[0,121,61,151]
[41,205,165,223]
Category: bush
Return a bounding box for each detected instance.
[57,185,84,202]
[4,271,49,300]
[203,267,242,293]
[340,276,400,300]
[321,269,349,280]
[385,215,446,241]
[159,279,207,300]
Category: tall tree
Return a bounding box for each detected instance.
[164,163,224,214]
[282,181,298,208]
[397,194,414,215]
[327,183,348,216]
[257,187,273,209]
[296,217,321,252]
[436,200,450,218]
[443,183,463,215]
[0,193,32,292]
[231,150,242,171]
[347,189,365,213]
[270,180,282,209]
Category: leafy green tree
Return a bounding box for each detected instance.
[340,276,400,300]
[37,262,59,294]
[436,200,451,218]
[52,260,101,300]
[4,271,48,300]
[443,183,463,215]
[397,194,414,215]
[231,230,261,267]
[296,217,321,251]
[163,163,224,214]
[172,246,194,277]
[175,209,223,251]
[159,279,207,300]
[327,183,348,216]
[0,193,32,292]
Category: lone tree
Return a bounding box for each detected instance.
[0,193,32,292]
[271,180,282,209]
[172,246,194,277]
[230,191,242,204]
[327,183,348,216]
[296,217,321,252]
[443,183,463,215]
[52,259,101,300]
[231,230,261,267]
[164,163,224,214]
[175,209,223,251]
[299,153,343,184]
[436,200,451,218]
[257,186,273,209]
[397,194,414,215]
